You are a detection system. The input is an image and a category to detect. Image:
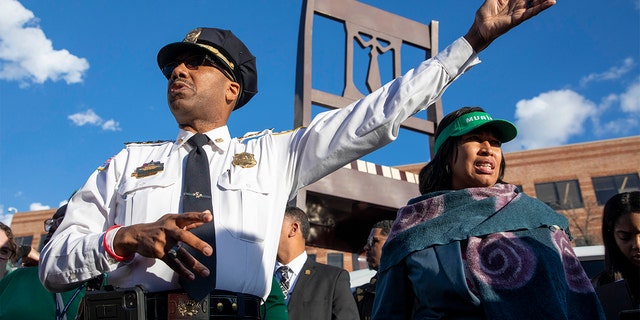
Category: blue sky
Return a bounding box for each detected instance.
[1,0,639,224]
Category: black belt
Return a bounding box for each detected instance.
[146,289,263,320]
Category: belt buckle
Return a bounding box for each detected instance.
[167,292,209,319]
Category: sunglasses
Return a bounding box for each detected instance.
[161,55,234,81]
[44,218,56,233]
[0,246,12,261]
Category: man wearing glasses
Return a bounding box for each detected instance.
[40,1,556,319]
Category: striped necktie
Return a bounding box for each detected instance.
[277,266,292,300]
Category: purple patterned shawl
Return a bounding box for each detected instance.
[379,184,604,319]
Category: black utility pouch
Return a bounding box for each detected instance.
[81,285,146,320]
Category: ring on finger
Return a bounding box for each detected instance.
[167,243,182,258]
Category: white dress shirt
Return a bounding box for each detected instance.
[275,251,308,303]
[39,37,479,300]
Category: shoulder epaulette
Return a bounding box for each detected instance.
[237,129,272,142]
[124,140,173,146]
[273,126,305,136]
[236,127,305,142]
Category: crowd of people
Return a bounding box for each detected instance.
[4,192,637,319]
[1,0,638,319]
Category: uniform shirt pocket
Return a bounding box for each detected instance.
[216,167,272,243]
[116,173,178,225]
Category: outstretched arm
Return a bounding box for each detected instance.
[464,0,556,53]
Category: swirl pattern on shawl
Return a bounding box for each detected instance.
[467,232,536,290]
[389,195,445,239]
[551,227,594,293]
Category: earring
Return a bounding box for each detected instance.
[445,165,450,174]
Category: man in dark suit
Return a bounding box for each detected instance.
[275,206,359,320]
[352,220,393,320]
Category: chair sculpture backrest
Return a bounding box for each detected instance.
[294,0,443,156]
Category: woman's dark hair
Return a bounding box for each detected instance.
[0,222,18,260]
[600,191,640,286]
[419,106,507,194]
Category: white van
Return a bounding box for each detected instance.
[575,244,605,279]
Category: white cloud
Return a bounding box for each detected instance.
[593,79,640,135]
[0,0,89,85]
[579,58,635,87]
[508,90,597,151]
[0,203,18,225]
[619,79,640,113]
[0,214,13,225]
[101,119,121,131]
[68,109,122,131]
[508,78,640,151]
[29,202,50,211]
[68,109,101,126]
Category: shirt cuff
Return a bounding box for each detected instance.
[434,37,481,79]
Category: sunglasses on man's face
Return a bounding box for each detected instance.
[161,55,233,81]
[44,216,63,233]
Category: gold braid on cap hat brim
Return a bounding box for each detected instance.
[195,43,235,71]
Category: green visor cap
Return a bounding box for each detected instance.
[433,111,518,154]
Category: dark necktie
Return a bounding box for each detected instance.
[180,133,216,301]
[277,266,292,301]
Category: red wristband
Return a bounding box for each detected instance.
[103,225,134,262]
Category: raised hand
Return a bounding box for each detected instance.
[464,0,556,52]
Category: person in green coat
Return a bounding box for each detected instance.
[0,205,85,320]
[263,276,289,320]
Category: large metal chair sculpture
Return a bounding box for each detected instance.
[293,0,442,253]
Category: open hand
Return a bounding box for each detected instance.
[465,0,556,52]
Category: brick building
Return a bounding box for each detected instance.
[503,136,640,245]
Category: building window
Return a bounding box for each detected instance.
[14,236,33,247]
[352,253,362,271]
[535,180,584,210]
[327,253,343,268]
[592,173,640,205]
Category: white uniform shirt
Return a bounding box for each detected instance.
[39,37,479,300]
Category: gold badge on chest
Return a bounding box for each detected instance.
[232,152,257,168]
[131,161,164,178]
